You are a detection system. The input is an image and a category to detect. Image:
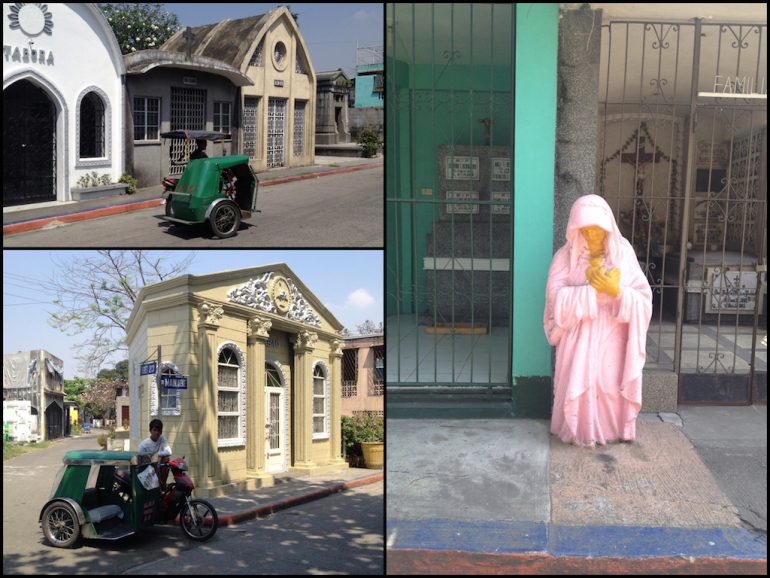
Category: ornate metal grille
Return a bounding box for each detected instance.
[598,20,766,402]
[267,97,286,168]
[293,101,306,156]
[342,348,358,397]
[249,38,264,67]
[244,97,258,159]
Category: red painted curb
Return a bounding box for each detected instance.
[3,199,163,235]
[386,549,768,575]
[3,162,383,236]
[218,472,383,528]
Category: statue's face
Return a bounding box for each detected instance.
[580,225,607,252]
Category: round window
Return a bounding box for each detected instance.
[273,41,288,71]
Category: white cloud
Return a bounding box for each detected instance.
[346,288,375,308]
[352,9,372,23]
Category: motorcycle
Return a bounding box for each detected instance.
[40,450,218,548]
[113,456,219,542]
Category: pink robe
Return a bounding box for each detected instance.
[544,195,652,446]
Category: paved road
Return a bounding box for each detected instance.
[3,433,383,575]
[4,167,383,248]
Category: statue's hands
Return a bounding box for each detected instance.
[587,264,621,298]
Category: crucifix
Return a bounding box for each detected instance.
[620,136,664,196]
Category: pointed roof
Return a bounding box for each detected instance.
[160,7,314,77]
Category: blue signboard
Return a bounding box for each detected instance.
[160,375,188,389]
[140,361,157,376]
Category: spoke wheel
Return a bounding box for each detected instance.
[42,502,80,548]
[209,202,240,238]
[180,499,219,542]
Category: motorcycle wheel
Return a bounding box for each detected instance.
[164,194,174,217]
[180,499,218,542]
[209,201,241,239]
[42,502,81,548]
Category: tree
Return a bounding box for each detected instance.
[97,360,129,382]
[49,251,195,376]
[81,379,121,422]
[99,3,180,54]
[355,320,384,335]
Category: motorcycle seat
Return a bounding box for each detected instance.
[88,504,124,523]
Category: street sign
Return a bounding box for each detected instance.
[140,361,157,376]
[160,375,188,389]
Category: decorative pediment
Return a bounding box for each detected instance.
[227,272,322,327]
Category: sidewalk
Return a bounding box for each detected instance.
[202,467,383,527]
[386,406,767,574]
[3,155,382,235]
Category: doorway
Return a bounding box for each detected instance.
[265,361,287,472]
[3,79,56,206]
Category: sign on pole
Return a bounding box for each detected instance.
[160,375,188,389]
[140,361,157,376]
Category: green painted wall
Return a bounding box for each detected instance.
[512,3,557,380]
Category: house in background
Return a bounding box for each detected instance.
[3,349,65,441]
[342,334,384,417]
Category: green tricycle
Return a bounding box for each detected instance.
[39,450,218,548]
[160,130,259,239]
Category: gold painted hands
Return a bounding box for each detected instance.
[586,257,621,298]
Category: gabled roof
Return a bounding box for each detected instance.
[160,7,314,78]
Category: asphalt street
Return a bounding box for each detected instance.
[3,166,383,248]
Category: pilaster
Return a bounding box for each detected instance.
[197,302,223,490]
[291,330,317,472]
[247,315,274,485]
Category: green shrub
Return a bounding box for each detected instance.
[357,128,382,158]
[341,413,384,458]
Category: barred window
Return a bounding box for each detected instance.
[249,38,264,67]
[217,347,240,441]
[342,348,358,398]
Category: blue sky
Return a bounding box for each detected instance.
[3,250,382,379]
[162,3,383,77]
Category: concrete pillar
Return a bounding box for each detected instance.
[197,302,223,492]
[554,5,602,250]
[328,339,347,466]
[247,316,273,485]
[291,330,318,472]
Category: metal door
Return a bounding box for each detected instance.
[3,79,56,206]
[598,20,767,403]
[386,4,515,389]
[267,98,286,168]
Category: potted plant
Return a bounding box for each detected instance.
[341,413,383,469]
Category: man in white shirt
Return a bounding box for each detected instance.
[138,418,172,461]
[138,419,172,488]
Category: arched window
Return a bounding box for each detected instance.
[217,347,241,441]
[79,92,105,158]
[312,363,329,438]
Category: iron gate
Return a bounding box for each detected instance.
[3,79,56,206]
[598,19,767,403]
[386,3,515,388]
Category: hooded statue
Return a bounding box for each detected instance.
[544,195,652,446]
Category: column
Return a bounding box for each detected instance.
[328,339,347,466]
[247,316,272,483]
[197,302,223,492]
[292,330,317,472]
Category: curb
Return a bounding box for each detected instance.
[387,520,767,575]
[3,162,383,236]
[218,472,383,527]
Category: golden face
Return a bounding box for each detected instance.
[580,225,607,255]
[270,277,292,313]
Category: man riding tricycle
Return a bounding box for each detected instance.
[39,450,218,548]
[160,130,259,239]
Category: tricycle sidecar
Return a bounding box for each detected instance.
[162,155,259,239]
[39,450,160,548]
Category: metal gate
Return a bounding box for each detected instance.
[3,79,56,206]
[267,97,287,168]
[598,19,767,403]
[386,3,515,389]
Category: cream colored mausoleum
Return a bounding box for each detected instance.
[126,264,348,497]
